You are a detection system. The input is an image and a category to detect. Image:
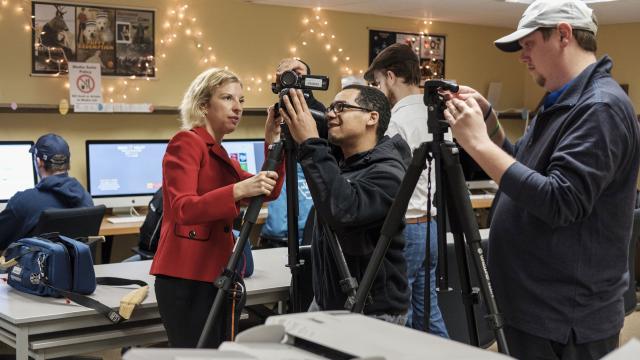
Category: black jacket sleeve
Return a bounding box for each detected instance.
[297,138,403,232]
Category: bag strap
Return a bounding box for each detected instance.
[44,277,149,324]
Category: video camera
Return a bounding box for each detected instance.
[423,79,459,135]
[271,70,329,94]
[272,70,330,124]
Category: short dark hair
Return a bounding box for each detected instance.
[364,43,421,86]
[43,155,70,172]
[539,27,597,52]
[343,84,391,140]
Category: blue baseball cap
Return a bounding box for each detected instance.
[30,133,70,164]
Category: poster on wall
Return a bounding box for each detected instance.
[32,2,77,74]
[115,9,155,77]
[369,29,446,82]
[75,6,116,75]
[31,1,154,77]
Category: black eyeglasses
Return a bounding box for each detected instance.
[326,102,374,115]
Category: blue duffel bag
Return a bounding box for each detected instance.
[2,233,148,323]
[4,233,96,296]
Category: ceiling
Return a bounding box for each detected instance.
[245,0,640,27]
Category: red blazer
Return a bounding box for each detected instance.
[150,127,284,282]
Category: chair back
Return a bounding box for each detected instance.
[31,205,106,239]
[30,205,106,263]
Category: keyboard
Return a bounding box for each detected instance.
[107,215,146,224]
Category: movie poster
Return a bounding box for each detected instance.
[369,29,446,81]
[31,1,155,77]
[115,9,155,77]
[32,2,77,74]
[75,6,116,75]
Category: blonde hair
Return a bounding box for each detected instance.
[179,68,242,130]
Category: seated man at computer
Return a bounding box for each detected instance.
[0,133,93,250]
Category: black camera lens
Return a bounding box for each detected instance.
[280,70,299,88]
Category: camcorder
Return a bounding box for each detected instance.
[423,79,459,135]
[272,70,330,124]
[271,70,329,95]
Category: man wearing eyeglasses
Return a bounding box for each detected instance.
[364,43,450,336]
[279,85,411,324]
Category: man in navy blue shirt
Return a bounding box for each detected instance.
[443,1,639,359]
[0,134,93,250]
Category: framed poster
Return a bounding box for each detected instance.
[369,29,446,81]
[31,1,154,77]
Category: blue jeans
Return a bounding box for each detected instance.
[404,221,449,337]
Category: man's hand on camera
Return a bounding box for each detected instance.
[280,89,319,144]
[264,105,282,144]
[441,85,490,117]
[444,97,489,150]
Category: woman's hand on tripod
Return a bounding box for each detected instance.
[280,89,319,144]
[233,171,279,201]
[264,105,282,145]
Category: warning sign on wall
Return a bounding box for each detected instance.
[68,62,103,106]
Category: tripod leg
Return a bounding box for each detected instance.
[197,141,284,348]
[283,126,303,313]
[352,143,431,314]
[439,141,509,355]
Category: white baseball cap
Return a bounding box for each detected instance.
[495,0,598,52]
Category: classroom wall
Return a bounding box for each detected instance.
[1,0,638,186]
[0,0,523,184]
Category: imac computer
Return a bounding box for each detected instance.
[221,139,265,174]
[0,141,38,212]
[86,140,168,219]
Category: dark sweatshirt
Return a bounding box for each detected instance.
[489,56,640,344]
[298,134,411,315]
[0,173,93,249]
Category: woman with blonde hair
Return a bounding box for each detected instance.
[150,67,284,348]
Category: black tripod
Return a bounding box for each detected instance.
[352,80,509,355]
[197,139,284,348]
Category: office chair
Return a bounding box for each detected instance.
[437,237,495,348]
[29,205,107,264]
[624,208,640,315]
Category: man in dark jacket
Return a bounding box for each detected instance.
[280,84,410,324]
[0,134,93,250]
[443,1,639,358]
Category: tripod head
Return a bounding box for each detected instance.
[424,80,459,138]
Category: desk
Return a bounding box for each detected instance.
[0,247,290,359]
[470,194,494,209]
[97,208,269,263]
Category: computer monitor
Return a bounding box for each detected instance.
[86,140,168,210]
[0,141,37,211]
[455,140,496,190]
[221,139,266,175]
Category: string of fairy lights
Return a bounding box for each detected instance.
[2,1,437,107]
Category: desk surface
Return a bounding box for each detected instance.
[99,207,270,237]
[0,247,290,325]
[0,247,290,359]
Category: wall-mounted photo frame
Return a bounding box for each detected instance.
[32,1,155,77]
[369,29,446,82]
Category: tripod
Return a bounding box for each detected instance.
[197,139,284,348]
[352,80,509,355]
